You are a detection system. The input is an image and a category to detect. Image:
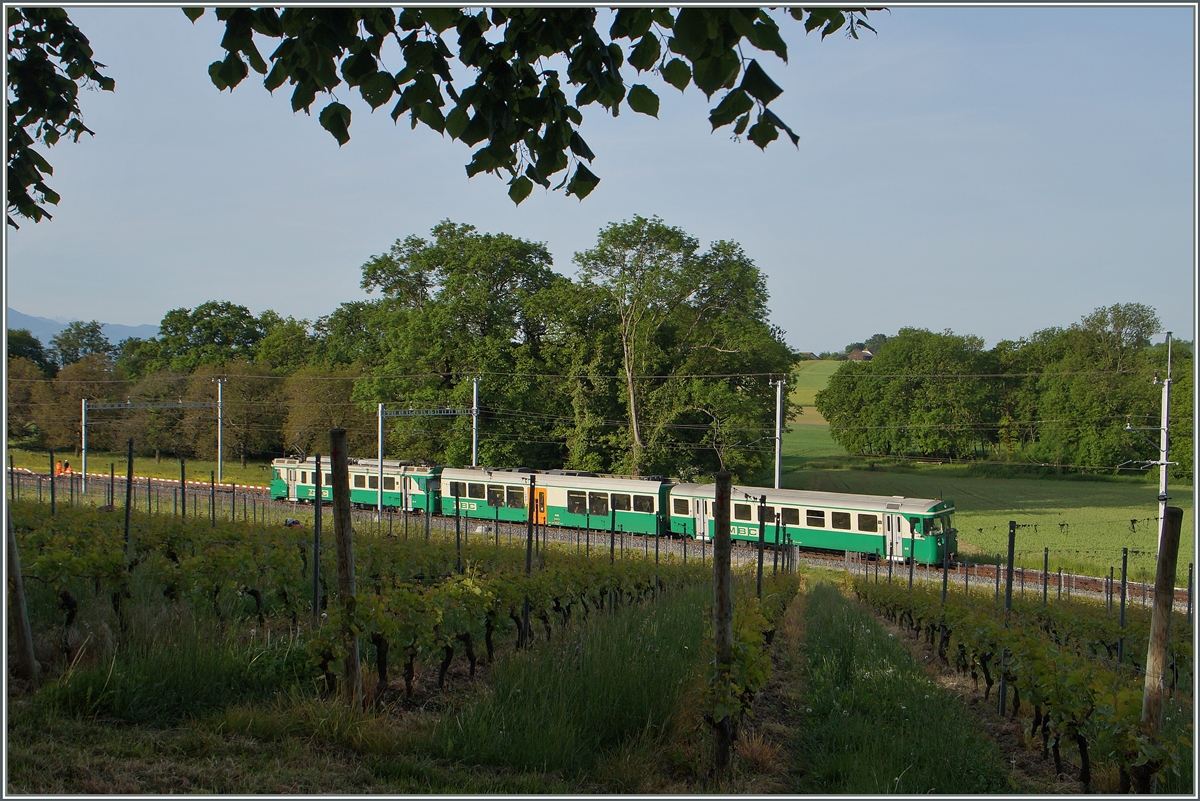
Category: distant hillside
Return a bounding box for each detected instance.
[6,308,158,347]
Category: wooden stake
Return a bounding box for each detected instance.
[713,471,733,777]
[1133,506,1184,793]
[330,429,361,711]
[6,509,40,683]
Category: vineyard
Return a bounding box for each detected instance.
[853,577,1193,793]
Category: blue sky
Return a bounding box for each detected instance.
[4,6,1195,353]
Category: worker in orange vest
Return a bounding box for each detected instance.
[55,460,63,476]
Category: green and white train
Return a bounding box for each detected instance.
[271,458,957,565]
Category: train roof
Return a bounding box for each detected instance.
[670,483,953,515]
[271,457,440,474]
[441,467,670,492]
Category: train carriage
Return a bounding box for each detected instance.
[270,457,442,513]
[667,484,955,565]
[439,467,671,535]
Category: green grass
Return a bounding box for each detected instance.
[7,447,275,487]
[790,582,1011,793]
[432,582,709,776]
[789,360,841,410]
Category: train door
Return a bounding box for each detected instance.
[286,469,298,500]
[886,513,905,560]
[693,498,710,541]
[534,488,547,525]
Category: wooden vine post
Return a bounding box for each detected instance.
[6,510,39,683]
[712,471,733,776]
[330,428,362,711]
[1133,505,1183,793]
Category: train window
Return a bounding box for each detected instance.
[353,474,366,489]
[781,508,799,526]
[568,491,586,514]
[806,510,826,527]
[368,476,379,489]
[734,504,752,521]
[611,493,631,511]
[324,473,332,486]
[468,483,485,499]
[300,471,308,484]
[634,495,655,513]
[448,481,465,498]
[760,506,776,523]
[909,517,919,534]
[487,485,505,507]
[506,487,525,508]
[673,498,690,515]
[832,512,851,530]
[383,477,395,491]
[858,514,878,532]
[589,492,609,516]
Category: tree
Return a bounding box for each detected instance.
[575,215,701,473]
[8,7,877,226]
[49,320,112,368]
[5,7,114,227]
[281,365,374,458]
[31,353,124,453]
[149,301,265,373]
[254,311,316,372]
[7,328,55,375]
[6,356,47,444]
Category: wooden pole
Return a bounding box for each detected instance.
[1133,506,1184,794]
[123,439,134,555]
[712,471,733,777]
[330,429,361,711]
[756,496,765,599]
[313,454,322,628]
[6,509,40,683]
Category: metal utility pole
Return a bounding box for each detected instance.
[377,403,385,520]
[773,378,786,489]
[216,377,225,484]
[81,399,88,492]
[472,377,479,467]
[1155,333,1173,550]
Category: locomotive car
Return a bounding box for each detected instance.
[270,457,441,513]
[439,467,670,535]
[667,483,955,564]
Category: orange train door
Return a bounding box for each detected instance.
[535,488,547,525]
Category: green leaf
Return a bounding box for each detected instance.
[568,131,596,162]
[747,119,779,149]
[661,58,691,92]
[508,175,533,204]
[359,71,397,109]
[445,105,470,139]
[627,84,659,117]
[319,102,352,146]
[733,113,750,136]
[566,164,600,200]
[182,8,205,23]
[627,33,661,72]
[692,50,741,98]
[739,60,782,104]
[761,109,800,146]
[708,88,753,130]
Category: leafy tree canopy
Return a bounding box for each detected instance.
[49,319,113,368]
[7,7,878,226]
[7,327,56,375]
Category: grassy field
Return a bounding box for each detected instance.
[788,360,841,422]
[7,448,275,487]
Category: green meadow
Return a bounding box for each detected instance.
[769,363,1193,582]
